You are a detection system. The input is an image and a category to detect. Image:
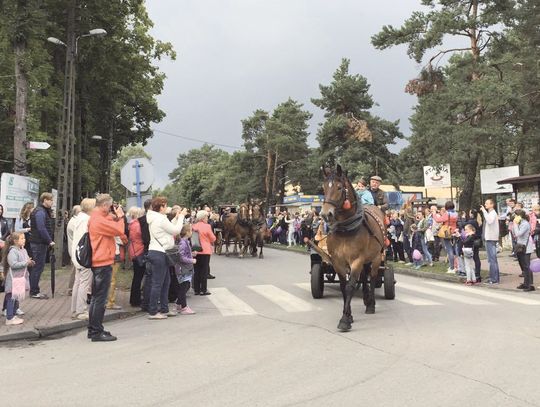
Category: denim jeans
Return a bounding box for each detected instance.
[517,252,533,288]
[29,243,48,295]
[88,265,112,337]
[4,293,19,320]
[485,240,500,283]
[442,239,455,270]
[420,238,433,264]
[147,250,170,316]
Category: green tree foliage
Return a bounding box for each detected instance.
[0,0,173,203]
[371,0,540,209]
[311,58,403,183]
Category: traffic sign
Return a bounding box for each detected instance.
[27,141,51,150]
[120,157,154,194]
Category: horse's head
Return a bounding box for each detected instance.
[320,164,356,223]
[239,203,250,222]
[251,203,263,222]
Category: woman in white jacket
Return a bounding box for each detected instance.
[146,197,185,319]
[70,198,95,320]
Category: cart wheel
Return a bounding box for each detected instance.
[215,233,223,255]
[311,263,324,299]
[384,264,396,300]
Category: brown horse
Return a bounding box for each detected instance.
[222,203,252,258]
[319,164,386,332]
[249,203,267,259]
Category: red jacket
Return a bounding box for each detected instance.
[192,222,216,255]
[128,219,145,259]
[89,209,126,268]
[434,211,458,233]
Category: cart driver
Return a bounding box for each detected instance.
[368,175,389,213]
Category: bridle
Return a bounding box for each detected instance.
[323,176,355,212]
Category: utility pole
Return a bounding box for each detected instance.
[54,0,76,263]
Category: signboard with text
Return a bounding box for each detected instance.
[0,173,40,218]
[423,165,451,188]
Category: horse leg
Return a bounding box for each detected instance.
[361,265,370,307]
[259,241,264,259]
[366,258,382,314]
[338,271,356,332]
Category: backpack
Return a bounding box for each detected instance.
[75,232,93,269]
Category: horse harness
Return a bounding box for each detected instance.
[327,204,386,252]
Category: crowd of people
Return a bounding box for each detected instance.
[0,193,218,341]
[0,184,539,338]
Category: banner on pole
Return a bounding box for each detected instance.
[0,173,40,218]
[423,165,451,188]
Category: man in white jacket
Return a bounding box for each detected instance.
[481,199,500,284]
[70,198,96,319]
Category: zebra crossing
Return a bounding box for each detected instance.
[190,279,540,317]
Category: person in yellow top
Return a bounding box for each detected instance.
[314,220,329,255]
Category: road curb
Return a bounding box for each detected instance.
[0,310,140,344]
[0,329,40,343]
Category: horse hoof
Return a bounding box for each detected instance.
[365,307,375,314]
[348,315,354,324]
[259,255,264,259]
[338,317,352,331]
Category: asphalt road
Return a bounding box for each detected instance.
[2,247,540,407]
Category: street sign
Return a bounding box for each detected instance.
[27,141,51,150]
[120,157,154,194]
[423,165,451,188]
[0,173,40,218]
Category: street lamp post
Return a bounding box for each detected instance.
[48,2,107,264]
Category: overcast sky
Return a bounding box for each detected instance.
[144,0,427,188]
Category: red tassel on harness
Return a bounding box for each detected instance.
[342,199,351,210]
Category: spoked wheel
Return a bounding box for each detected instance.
[311,263,324,299]
[215,231,223,255]
[384,263,396,300]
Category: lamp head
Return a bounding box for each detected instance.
[88,28,107,37]
[47,37,66,47]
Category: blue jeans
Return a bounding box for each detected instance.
[485,240,500,283]
[442,239,455,270]
[147,251,170,316]
[29,243,48,295]
[420,238,433,264]
[88,266,112,337]
[4,293,19,320]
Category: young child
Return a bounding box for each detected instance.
[355,179,375,205]
[174,224,197,315]
[410,224,424,269]
[2,232,34,325]
[462,224,477,285]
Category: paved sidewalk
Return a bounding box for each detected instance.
[0,268,138,342]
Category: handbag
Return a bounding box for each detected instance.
[437,225,451,239]
[191,230,203,252]
[151,230,181,266]
[515,243,526,255]
[130,240,146,268]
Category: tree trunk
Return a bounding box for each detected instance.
[13,38,28,175]
[264,149,273,209]
[458,151,480,211]
[272,151,279,205]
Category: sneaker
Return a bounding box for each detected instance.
[76,312,89,321]
[106,304,123,310]
[166,309,178,317]
[523,286,536,292]
[429,263,434,267]
[16,308,24,316]
[180,306,196,315]
[31,293,49,299]
[148,313,168,320]
[398,260,406,264]
[1,310,5,317]
[5,316,24,325]
[414,265,421,270]
[405,262,413,266]
[446,268,455,274]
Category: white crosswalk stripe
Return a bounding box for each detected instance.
[425,281,540,305]
[397,282,494,305]
[205,287,257,316]
[248,284,320,312]
[396,294,442,306]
